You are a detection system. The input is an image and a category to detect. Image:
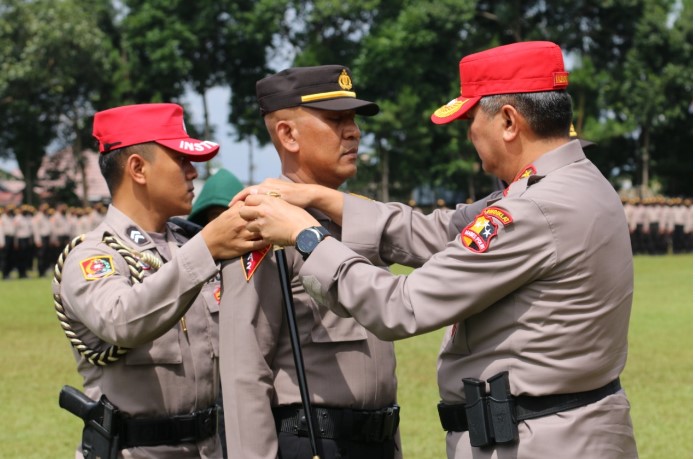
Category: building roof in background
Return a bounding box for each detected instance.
[36,147,110,202]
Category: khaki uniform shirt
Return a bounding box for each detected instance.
[219,204,399,459]
[299,141,637,459]
[1,212,15,237]
[51,212,71,239]
[686,205,693,233]
[32,211,51,245]
[13,214,32,239]
[52,205,222,459]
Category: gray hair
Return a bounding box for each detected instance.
[478,91,573,138]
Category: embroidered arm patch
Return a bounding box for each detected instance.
[461,206,513,253]
[80,256,116,280]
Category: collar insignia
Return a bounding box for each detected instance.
[241,245,272,281]
[126,226,147,245]
[515,165,537,182]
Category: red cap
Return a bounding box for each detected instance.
[92,103,219,161]
[431,41,569,125]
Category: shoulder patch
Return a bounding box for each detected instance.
[482,206,513,226]
[461,206,513,253]
[80,256,116,281]
[461,214,500,253]
[240,245,272,281]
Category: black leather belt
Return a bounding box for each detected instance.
[439,379,621,432]
[273,404,400,443]
[120,406,218,448]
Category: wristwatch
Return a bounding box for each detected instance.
[295,226,331,261]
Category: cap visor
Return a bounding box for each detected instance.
[156,138,220,162]
[302,98,380,116]
[430,97,480,125]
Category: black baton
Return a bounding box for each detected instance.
[274,246,321,459]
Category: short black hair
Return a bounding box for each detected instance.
[478,91,573,139]
[98,142,156,194]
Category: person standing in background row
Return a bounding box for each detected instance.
[32,203,53,277]
[219,65,401,459]
[234,41,638,459]
[53,102,265,458]
[0,208,5,274]
[13,204,34,279]
[1,204,16,279]
[50,203,71,257]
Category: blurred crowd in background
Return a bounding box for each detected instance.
[623,196,692,255]
[0,202,107,279]
[0,195,691,280]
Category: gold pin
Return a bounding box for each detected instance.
[180,317,188,337]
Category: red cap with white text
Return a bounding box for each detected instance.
[92,103,219,161]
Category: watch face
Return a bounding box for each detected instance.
[296,228,320,255]
[296,226,329,260]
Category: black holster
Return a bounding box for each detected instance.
[463,371,517,447]
[59,385,120,459]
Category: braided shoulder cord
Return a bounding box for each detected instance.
[53,232,161,366]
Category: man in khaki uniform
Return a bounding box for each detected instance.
[53,103,265,458]
[236,42,638,459]
[13,204,34,278]
[32,203,53,276]
[1,203,16,279]
[219,66,400,459]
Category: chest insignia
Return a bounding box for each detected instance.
[241,245,271,281]
[214,285,221,304]
[79,255,116,281]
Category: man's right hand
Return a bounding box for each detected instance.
[200,201,267,260]
[231,178,345,225]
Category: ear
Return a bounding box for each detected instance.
[500,105,521,142]
[275,119,300,153]
[125,153,149,185]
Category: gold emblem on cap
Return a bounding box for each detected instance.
[433,99,467,118]
[569,123,578,137]
[338,69,353,90]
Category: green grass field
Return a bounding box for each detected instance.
[0,255,691,458]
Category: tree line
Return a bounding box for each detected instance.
[0,0,691,204]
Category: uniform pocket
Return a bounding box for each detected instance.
[124,327,182,365]
[444,321,471,355]
[309,305,367,343]
[201,281,221,356]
